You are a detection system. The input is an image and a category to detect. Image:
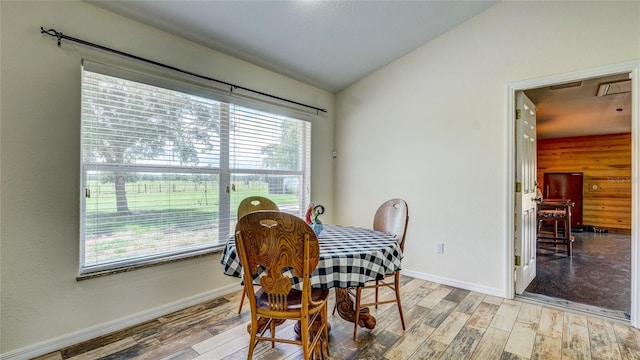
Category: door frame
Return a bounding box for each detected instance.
[504,60,640,328]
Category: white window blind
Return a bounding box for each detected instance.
[80,62,311,274]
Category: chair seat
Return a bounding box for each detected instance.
[255,288,329,311]
[538,209,567,218]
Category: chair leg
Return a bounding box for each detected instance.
[537,217,543,234]
[353,287,362,341]
[270,320,276,348]
[247,317,258,360]
[565,218,572,257]
[323,305,330,357]
[301,315,310,360]
[374,280,380,309]
[394,271,406,330]
[238,287,246,314]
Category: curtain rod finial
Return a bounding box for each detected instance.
[40,27,63,47]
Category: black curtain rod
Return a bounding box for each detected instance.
[40,27,327,114]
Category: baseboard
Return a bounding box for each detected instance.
[0,284,241,360]
[401,269,505,298]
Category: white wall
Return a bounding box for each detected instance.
[0,1,335,355]
[335,2,639,294]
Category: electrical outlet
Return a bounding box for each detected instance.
[436,242,444,254]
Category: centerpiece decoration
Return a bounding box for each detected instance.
[305,202,325,236]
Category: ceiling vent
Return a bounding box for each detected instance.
[550,81,583,90]
[596,79,631,96]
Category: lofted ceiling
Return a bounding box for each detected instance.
[85,0,498,93]
[85,0,631,139]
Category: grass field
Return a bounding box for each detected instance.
[83,179,301,266]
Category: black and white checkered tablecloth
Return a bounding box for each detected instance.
[220,225,404,290]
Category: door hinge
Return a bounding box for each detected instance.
[516,108,522,120]
[515,255,521,266]
[515,182,522,193]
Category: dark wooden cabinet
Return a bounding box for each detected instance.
[543,172,583,230]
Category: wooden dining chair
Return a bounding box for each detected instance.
[236,196,279,313]
[237,196,279,219]
[235,211,330,360]
[353,198,408,340]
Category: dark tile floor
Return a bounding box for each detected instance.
[524,231,631,319]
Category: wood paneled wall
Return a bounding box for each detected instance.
[537,133,631,234]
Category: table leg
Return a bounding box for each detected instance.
[333,288,376,329]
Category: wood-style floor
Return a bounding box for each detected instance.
[35,276,640,360]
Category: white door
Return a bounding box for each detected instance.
[515,92,538,294]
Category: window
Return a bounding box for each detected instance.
[80,61,311,274]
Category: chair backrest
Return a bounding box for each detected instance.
[235,211,319,311]
[373,198,409,251]
[237,196,279,219]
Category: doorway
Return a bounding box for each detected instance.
[505,61,640,328]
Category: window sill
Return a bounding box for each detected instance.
[76,248,223,281]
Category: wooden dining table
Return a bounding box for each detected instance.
[220,224,404,329]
